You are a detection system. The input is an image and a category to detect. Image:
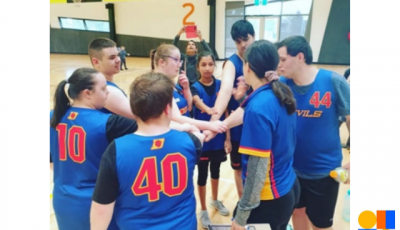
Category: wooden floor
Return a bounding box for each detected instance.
[50,54,350,230]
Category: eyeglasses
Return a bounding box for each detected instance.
[162,56,183,66]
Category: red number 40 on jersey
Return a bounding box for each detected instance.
[132,153,188,202]
[309,91,332,108]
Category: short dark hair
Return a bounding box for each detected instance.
[88,37,116,61]
[276,36,313,64]
[129,72,174,122]
[230,20,255,42]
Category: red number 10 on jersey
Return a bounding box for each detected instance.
[56,124,86,163]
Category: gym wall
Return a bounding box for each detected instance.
[50,0,349,65]
[50,0,210,56]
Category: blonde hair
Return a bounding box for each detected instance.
[150,44,179,70]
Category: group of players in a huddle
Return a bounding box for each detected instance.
[50,20,350,230]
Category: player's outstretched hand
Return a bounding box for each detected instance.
[192,131,205,145]
[206,107,219,116]
[232,76,248,101]
[208,120,228,133]
[203,130,217,142]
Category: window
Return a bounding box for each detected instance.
[85,20,110,32]
[59,17,110,32]
[246,17,261,41]
[280,15,308,40]
[282,0,313,15]
[225,2,245,58]
[59,18,86,30]
[242,0,312,42]
[263,17,280,42]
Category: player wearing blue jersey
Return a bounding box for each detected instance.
[88,38,130,116]
[218,40,300,230]
[90,72,204,230]
[149,44,228,134]
[276,36,350,230]
[151,45,192,117]
[89,38,192,132]
[207,20,256,199]
[174,83,191,117]
[50,68,139,230]
[190,51,231,228]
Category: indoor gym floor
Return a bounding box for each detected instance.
[49,54,350,230]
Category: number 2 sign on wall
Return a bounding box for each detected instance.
[182,3,195,25]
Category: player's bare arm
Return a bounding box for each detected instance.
[192,95,214,115]
[204,107,244,142]
[171,99,228,133]
[223,107,244,129]
[104,86,136,119]
[224,109,232,154]
[210,61,236,121]
[104,86,188,131]
[90,201,115,230]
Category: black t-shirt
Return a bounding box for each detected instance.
[190,77,217,97]
[105,115,138,142]
[50,115,138,162]
[92,132,203,205]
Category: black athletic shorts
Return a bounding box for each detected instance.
[296,176,340,228]
[199,149,227,163]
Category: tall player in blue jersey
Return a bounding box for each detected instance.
[50,68,139,230]
[276,36,350,230]
[191,51,231,228]
[208,20,256,199]
[90,72,204,230]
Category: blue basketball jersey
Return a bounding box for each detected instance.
[227,53,251,142]
[50,108,118,230]
[174,84,190,117]
[100,81,127,114]
[113,130,198,230]
[239,83,297,200]
[280,69,342,174]
[192,78,225,151]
